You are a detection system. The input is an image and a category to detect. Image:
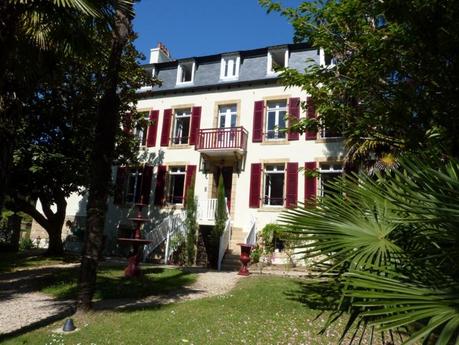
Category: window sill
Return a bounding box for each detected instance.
[176,81,194,87]
[258,206,285,212]
[169,144,192,150]
[315,137,344,143]
[219,76,239,82]
[261,139,289,145]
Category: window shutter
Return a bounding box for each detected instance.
[160,109,172,147]
[286,162,298,208]
[189,106,201,145]
[146,110,159,147]
[287,98,300,141]
[252,101,264,142]
[305,162,317,204]
[306,97,317,140]
[249,163,262,208]
[184,165,197,202]
[114,166,127,205]
[154,165,167,206]
[141,165,153,204]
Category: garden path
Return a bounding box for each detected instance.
[0,264,242,338]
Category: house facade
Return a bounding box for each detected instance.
[31,42,344,264]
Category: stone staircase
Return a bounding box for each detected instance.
[220,227,245,271]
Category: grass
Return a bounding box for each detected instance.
[4,276,353,345]
[0,249,78,273]
[40,266,197,300]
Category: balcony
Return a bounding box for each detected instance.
[195,127,248,157]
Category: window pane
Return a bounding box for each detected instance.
[267,111,276,138]
[169,174,185,204]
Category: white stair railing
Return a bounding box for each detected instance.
[217,202,231,271]
[244,215,257,245]
[197,198,217,223]
[143,212,186,262]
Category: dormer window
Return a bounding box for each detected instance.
[267,48,288,75]
[319,48,336,67]
[220,55,240,80]
[177,61,195,84]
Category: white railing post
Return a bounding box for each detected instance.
[164,228,171,264]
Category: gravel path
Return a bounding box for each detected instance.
[0,265,242,338]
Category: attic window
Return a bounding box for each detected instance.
[319,48,336,67]
[220,55,240,80]
[177,61,195,84]
[267,49,288,75]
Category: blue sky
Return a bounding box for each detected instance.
[133,0,303,62]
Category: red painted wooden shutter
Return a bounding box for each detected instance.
[160,109,172,147]
[114,166,127,205]
[249,163,262,208]
[286,162,298,208]
[146,110,159,147]
[141,165,153,204]
[306,97,317,140]
[184,165,197,202]
[252,101,264,142]
[189,107,201,145]
[287,98,300,141]
[154,165,167,206]
[305,162,317,203]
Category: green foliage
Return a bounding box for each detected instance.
[211,174,227,245]
[260,223,283,255]
[260,0,459,165]
[281,156,459,344]
[185,180,198,266]
[19,238,34,251]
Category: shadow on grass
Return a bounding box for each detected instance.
[285,279,341,311]
[40,266,197,302]
[0,249,79,273]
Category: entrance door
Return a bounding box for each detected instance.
[212,166,233,210]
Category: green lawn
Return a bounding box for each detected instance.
[4,276,353,345]
[0,250,79,273]
[40,266,197,300]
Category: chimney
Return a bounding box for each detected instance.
[150,42,171,64]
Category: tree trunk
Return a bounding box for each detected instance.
[7,213,22,252]
[77,6,132,311]
[47,225,64,256]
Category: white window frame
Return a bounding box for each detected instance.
[218,104,238,128]
[263,164,285,207]
[126,168,143,204]
[172,108,191,145]
[267,48,289,75]
[319,48,336,68]
[318,163,343,197]
[167,166,186,205]
[220,55,240,80]
[265,99,287,140]
[134,112,150,147]
[176,61,195,85]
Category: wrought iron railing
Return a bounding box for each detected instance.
[195,127,248,151]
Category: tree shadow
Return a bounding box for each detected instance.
[285,278,341,311]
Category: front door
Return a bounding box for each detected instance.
[212,166,233,210]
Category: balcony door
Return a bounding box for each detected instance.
[218,104,237,147]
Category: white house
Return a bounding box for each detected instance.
[31,42,344,267]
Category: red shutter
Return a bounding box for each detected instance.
[154,165,167,206]
[287,98,300,141]
[189,107,201,145]
[286,162,298,208]
[114,166,127,205]
[252,101,264,142]
[249,163,262,208]
[146,110,159,147]
[141,165,153,204]
[184,165,197,202]
[306,97,317,140]
[305,162,317,204]
[160,109,172,147]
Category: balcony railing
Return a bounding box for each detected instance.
[195,127,248,152]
